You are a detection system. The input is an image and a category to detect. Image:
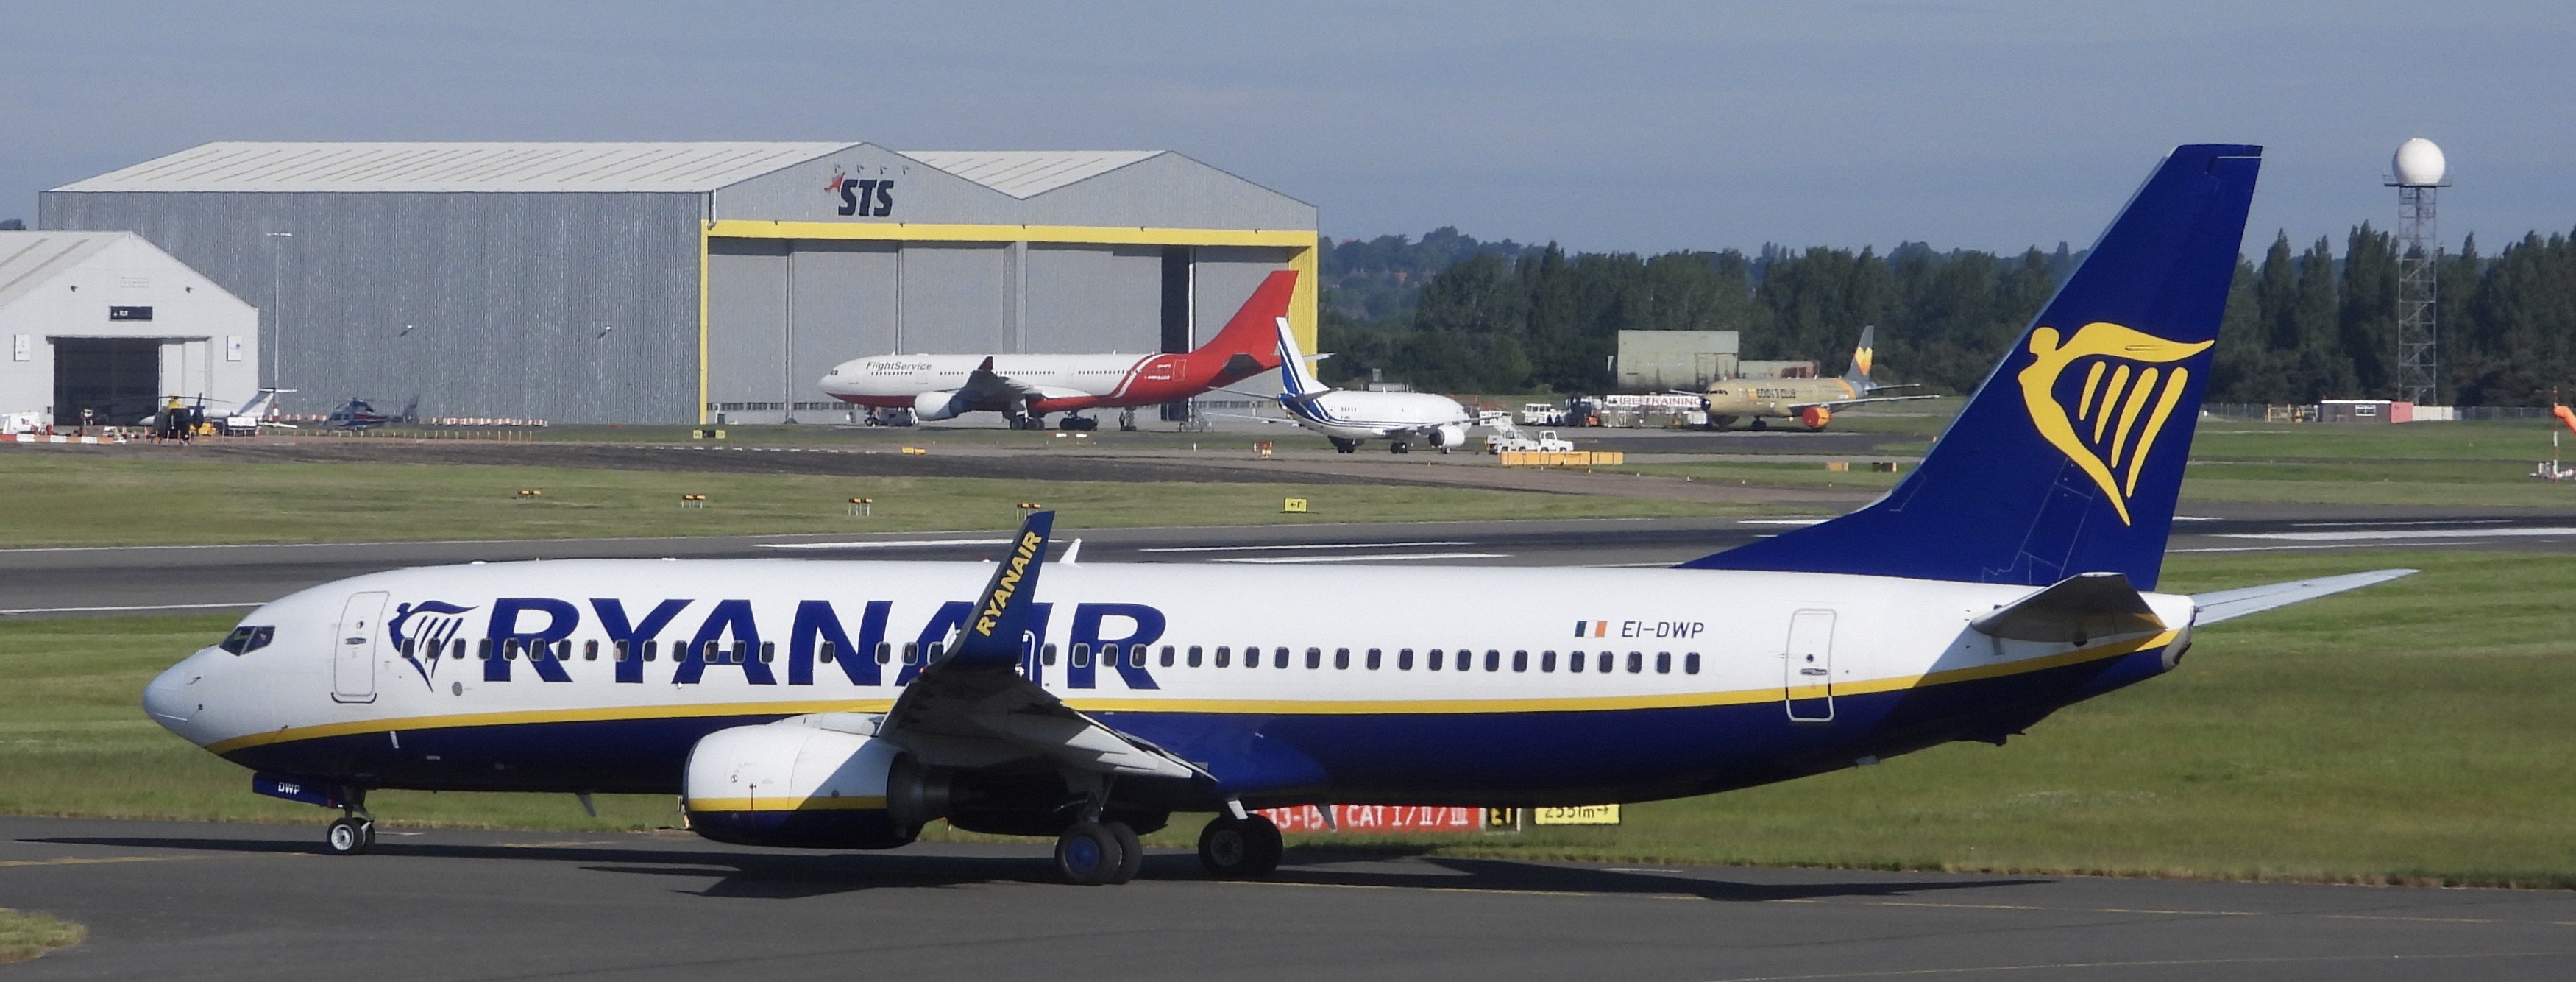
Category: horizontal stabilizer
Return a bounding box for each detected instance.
[1972,572,2166,643]
[2189,568,2416,626]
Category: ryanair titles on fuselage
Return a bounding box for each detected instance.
[386,594,1168,692]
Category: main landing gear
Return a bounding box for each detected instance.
[1329,437,1361,453]
[1196,813,1282,879]
[1054,821,1145,886]
[1388,441,1412,454]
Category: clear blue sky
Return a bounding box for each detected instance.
[4,1,2566,257]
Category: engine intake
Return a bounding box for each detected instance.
[912,390,968,422]
[682,723,920,849]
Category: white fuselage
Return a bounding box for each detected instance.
[819,354,1155,407]
[146,559,2190,805]
[1285,391,1476,444]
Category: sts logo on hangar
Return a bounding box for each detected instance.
[828,165,896,217]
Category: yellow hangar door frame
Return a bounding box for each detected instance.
[696,220,1319,425]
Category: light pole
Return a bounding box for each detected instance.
[266,231,293,392]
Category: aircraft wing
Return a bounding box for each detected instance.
[2188,569,2418,626]
[873,511,1199,780]
[959,357,1046,403]
[1786,394,1944,411]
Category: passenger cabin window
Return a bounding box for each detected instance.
[1541,650,1556,672]
[1398,649,1414,671]
[584,639,600,661]
[1274,647,1289,668]
[1366,648,1382,670]
[1335,648,1351,670]
[731,641,749,664]
[1427,649,1443,671]
[760,641,777,663]
[1484,649,1501,672]
[478,639,492,660]
[1597,651,1614,674]
[1685,652,1702,674]
[1214,646,1230,668]
[1072,643,1091,668]
[926,642,944,663]
[819,641,837,664]
[1160,645,1176,668]
[1627,651,1643,674]
[1040,643,1056,665]
[642,640,657,662]
[614,640,630,662]
[1305,647,1321,670]
[1100,643,1119,667]
[1188,646,1204,668]
[904,642,920,665]
[218,626,275,655]
[503,639,522,661]
[452,639,466,660]
[1129,646,1146,669]
[1512,650,1529,673]
[1656,651,1672,674]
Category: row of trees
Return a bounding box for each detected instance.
[1316,227,2576,405]
[2210,229,2576,406]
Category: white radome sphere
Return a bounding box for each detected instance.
[2393,138,2447,187]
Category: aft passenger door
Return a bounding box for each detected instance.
[1784,609,1835,723]
[333,591,388,704]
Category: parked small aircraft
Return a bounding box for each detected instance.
[1260,317,1478,453]
[138,389,294,437]
[324,396,419,431]
[1696,326,1937,430]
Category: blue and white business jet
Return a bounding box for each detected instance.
[143,144,2411,885]
[1266,318,1479,453]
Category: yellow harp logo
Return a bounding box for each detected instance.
[2016,322,2211,526]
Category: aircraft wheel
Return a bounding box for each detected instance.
[1054,822,1126,886]
[1749,418,1768,431]
[1329,438,1359,453]
[1196,813,1282,879]
[1106,822,1145,884]
[324,816,373,855]
[1389,442,1410,454]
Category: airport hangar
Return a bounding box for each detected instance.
[39,142,1319,425]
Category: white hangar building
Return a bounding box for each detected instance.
[0,231,259,427]
[40,142,1318,425]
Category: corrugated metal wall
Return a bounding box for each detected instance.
[1024,244,1160,354]
[40,191,702,424]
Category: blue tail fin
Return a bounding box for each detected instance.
[1681,144,2260,590]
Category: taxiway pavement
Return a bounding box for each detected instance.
[1,506,2569,620]
[1,816,2567,981]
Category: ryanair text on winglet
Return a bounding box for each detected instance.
[975,531,1045,637]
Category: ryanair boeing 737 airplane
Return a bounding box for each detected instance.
[142,144,2413,885]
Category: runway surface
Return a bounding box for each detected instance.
[1,816,2566,981]
[2,505,2569,619]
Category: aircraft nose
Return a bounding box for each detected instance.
[142,657,205,726]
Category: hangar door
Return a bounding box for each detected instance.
[52,338,162,425]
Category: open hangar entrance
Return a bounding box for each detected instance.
[0,232,258,428]
[700,228,1309,425]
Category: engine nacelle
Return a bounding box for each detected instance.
[1797,405,1832,429]
[912,390,968,422]
[1428,423,1467,448]
[682,722,923,849]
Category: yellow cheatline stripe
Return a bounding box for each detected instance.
[205,632,2176,752]
[686,795,887,813]
[203,698,901,754]
[705,220,1314,250]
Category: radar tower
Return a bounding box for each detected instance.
[2387,138,2447,406]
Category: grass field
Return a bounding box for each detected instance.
[3,549,2564,886]
[0,455,1753,548]
[0,910,84,964]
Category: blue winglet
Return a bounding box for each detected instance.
[946,510,1054,670]
[1681,144,2262,590]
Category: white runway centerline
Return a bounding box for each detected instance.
[1210,552,1508,564]
[2216,527,2576,542]
[1138,541,1474,554]
[758,538,1012,550]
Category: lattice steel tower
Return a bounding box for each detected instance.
[2388,138,2448,405]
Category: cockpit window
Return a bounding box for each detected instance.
[219,626,275,655]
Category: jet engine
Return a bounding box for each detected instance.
[682,721,944,849]
[1797,406,1832,429]
[1427,423,1468,448]
[912,390,969,422]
